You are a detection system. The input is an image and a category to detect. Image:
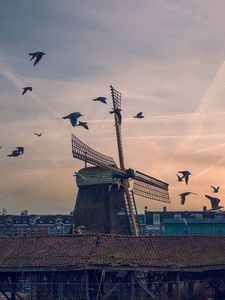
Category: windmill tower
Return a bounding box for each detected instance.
[72,86,170,236]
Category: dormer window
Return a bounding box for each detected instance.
[153,214,160,225]
[174,214,181,220]
[6,217,12,225]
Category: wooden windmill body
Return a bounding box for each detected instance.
[72,86,170,236]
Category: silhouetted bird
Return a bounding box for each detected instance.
[179,192,196,205]
[73,172,86,180]
[133,112,144,119]
[178,170,191,185]
[93,97,107,104]
[16,147,24,155]
[176,174,183,182]
[22,87,32,95]
[62,112,83,127]
[77,121,89,130]
[34,132,43,137]
[110,108,122,126]
[29,52,46,66]
[211,186,220,193]
[205,195,224,211]
[7,150,20,157]
[180,218,188,226]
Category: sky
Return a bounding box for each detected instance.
[1,0,225,214]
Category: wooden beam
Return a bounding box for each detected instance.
[8,289,25,300]
[136,280,156,299]
[102,285,119,300]
[0,289,11,300]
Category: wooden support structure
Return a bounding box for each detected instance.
[0,269,224,299]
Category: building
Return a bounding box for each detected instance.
[140,206,225,235]
[0,211,73,237]
[0,234,225,299]
[164,217,225,235]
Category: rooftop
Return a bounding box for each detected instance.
[0,234,225,272]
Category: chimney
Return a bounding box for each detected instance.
[203,206,207,212]
[163,206,167,212]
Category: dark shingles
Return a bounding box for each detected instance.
[0,234,225,270]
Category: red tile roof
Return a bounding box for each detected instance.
[0,234,225,271]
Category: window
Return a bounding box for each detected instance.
[6,218,12,225]
[56,217,63,224]
[48,217,53,224]
[48,228,54,235]
[174,214,181,220]
[153,214,160,225]
[195,214,202,219]
[22,228,28,236]
[12,229,18,236]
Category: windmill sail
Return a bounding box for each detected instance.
[72,134,116,167]
[110,85,124,170]
[133,170,170,203]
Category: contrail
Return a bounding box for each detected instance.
[177,60,225,150]
[195,141,225,153]
[192,157,225,180]
[0,63,61,118]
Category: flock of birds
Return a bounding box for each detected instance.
[2,51,144,164]
[62,103,144,130]
[1,52,46,157]
[2,51,223,213]
[177,170,223,211]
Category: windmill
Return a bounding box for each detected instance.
[72,86,170,236]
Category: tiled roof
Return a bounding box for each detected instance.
[0,234,225,271]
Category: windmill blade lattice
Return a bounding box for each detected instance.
[110,85,125,170]
[72,134,116,167]
[133,170,170,203]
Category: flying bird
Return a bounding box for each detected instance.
[22,87,32,95]
[133,112,144,119]
[29,52,46,66]
[62,112,83,127]
[16,147,24,155]
[181,218,188,226]
[178,170,191,185]
[93,97,107,104]
[73,172,86,180]
[110,108,122,126]
[205,195,224,211]
[176,174,183,182]
[178,192,196,205]
[77,121,89,130]
[7,150,20,157]
[210,186,220,193]
[34,132,43,137]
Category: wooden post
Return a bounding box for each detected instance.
[177,273,181,300]
[85,271,90,300]
[131,272,135,300]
